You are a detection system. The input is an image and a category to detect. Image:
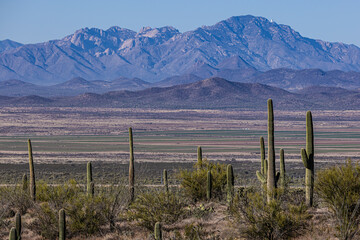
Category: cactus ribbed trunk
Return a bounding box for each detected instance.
[154,222,162,240]
[22,174,28,192]
[267,99,276,203]
[163,169,168,193]
[9,227,17,240]
[27,139,36,201]
[301,111,314,207]
[227,164,234,204]
[207,170,212,200]
[197,146,202,169]
[280,149,285,189]
[87,162,94,197]
[129,127,135,202]
[59,208,66,240]
[15,212,21,240]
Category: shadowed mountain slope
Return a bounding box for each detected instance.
[2,77,359,110]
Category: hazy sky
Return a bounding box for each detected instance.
[1,0,359,46]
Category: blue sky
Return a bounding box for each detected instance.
[1,0,359,46]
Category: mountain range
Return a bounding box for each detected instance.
[1,77,359,110]
[1,15,360,85]
[1,67,360,97]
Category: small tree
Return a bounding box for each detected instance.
[316,159,360,240]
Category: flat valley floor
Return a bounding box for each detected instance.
[0,107,359,184]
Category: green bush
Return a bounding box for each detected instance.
[316,159,360,240]
[37,180,81,209]
[31,202,58,239]
[0,184,32,216]
[128,188,187,230]
[178,159,227,201]
[230,189,309,240]
[30,180,128,237]
[66,193,105,235]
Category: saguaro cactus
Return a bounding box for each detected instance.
[301,111,314,207]
[280,149,286,189]
[163,169,168,193]
[154,222,162,240]
[267,99,276,202]
[27,139,36,201]
[197,146,203,169]
[129,127,135,202]
[207,170,212,200]
[59,208,66,240]
[87,162,94,197]
[22,174,28,192]
[256,136,268,184]
[9,227,17,240]
[15,212,21,240]
[227,164,234,204]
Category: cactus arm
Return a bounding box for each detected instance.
[260,136,265,175]
[301,148,309,168]
[280,148,285,188]
[256,171,266,183]
[275,171,280,184]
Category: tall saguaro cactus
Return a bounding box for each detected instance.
[154,222,162,240]
[197,146,203,169]
[267,99,276,202]
[301,111,314,207]
[129,127,135,202]
[59,208,66,240]
[27,139,36,201]
[280,149,286,189]
[227,164,234,204]
[15,212,21,240]
[207,170,212,201]
[87,162,94,197]
[163,169,168,193]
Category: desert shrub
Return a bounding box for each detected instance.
[30,180,128,237]
[178,159,227,201]
[66,193,106,235]
[128,188,188,230]
[94,184,129,231]
[37,179,81,209]
[316,159,360,240]
[230,189,309,240]
[31,202,59,239]
[0,185,32,215]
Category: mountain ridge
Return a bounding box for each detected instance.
[1,77,359,110]
[1,15,360,84]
